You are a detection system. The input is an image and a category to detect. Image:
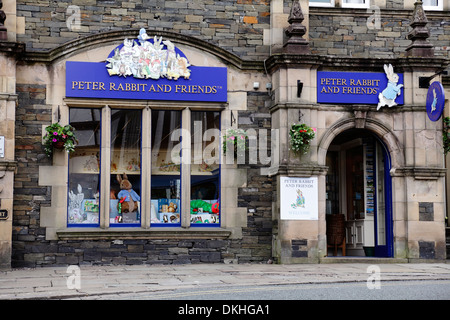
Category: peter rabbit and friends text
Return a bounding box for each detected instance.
[317,67,404,106]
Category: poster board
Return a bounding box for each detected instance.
[280,176,318,220]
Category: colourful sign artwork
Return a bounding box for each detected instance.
[65,29,227,102]
[106,29,191,81]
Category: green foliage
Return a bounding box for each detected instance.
[443,117,450,155]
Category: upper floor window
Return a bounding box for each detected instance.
[423,0,443,10]
[309,0,335,7]
[342,0,370,8]
[310,0,370,8]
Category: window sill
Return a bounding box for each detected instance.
[57,227,232,241]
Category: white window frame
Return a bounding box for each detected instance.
[309,0,335,8]
[423,0,443,11]
[341,0,371,9]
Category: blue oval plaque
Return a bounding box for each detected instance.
[426,81,445,122]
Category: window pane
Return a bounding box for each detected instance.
[190,111,220,226]
[310,0,331,3]
[68,108,101,226]
[110,109,142,226]
[151,110,181,225]
[343,0,365,3]
[423,0,438,6]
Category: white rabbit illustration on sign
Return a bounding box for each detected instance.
[377,64,403,110]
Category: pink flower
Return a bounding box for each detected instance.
[230,136,235,140]
[62,134,67,139]
[52,138,57,142]
[53,132,58,135]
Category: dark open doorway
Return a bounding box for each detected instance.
[326,129,393,257]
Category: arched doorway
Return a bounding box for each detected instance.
[325,128,393,257]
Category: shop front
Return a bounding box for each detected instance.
[268,52,448,263]
[5,28,275,267]
[1,0,448,268]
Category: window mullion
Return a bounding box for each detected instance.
[141,107,152,228]
[100,105,111,229]
[181,108,191,228]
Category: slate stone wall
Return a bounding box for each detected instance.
[16,0,270,60]
[13,84,52,267]
[309,8,450,60]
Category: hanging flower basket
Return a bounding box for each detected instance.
[222,128,248,157]
[289,123,316,155]
[43,123,77,157]
[53,140,65,149]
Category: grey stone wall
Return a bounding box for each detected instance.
[238,91,273,263]
[16,0,270,60]
[309,8,450,61]
[13,84,52,267]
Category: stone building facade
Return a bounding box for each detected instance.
[0,0,448,268]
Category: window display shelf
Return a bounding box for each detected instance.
[151,170,180,175]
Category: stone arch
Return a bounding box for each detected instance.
[317,116,405,169]
[22,28,262,71]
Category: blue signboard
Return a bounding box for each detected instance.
[65,29,227,102]
[66,62,227,102]
[426,81,445,122]
[317,70,404,106]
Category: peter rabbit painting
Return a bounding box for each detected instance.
[377,64,404,110]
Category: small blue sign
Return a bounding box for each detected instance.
[65,61,228,102]
[317,71,404,105]
[426,81,445,122]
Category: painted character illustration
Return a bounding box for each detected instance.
[377,64,403,110]
[291,189,305,209]
[105,29,191,81]
[431,88,437,113]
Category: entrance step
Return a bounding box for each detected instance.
[320,257,408,264]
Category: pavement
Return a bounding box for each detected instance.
[1,261,450,300]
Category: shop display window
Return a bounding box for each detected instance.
[68,108,101,227]
[190,111,220,226]
[66,106,222,229]
[151,110,181,226]
[110,109,142,226]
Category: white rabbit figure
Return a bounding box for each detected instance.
[377,64,403,110]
